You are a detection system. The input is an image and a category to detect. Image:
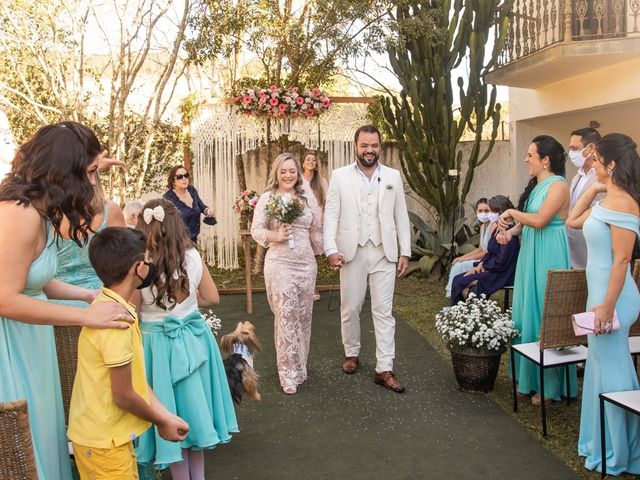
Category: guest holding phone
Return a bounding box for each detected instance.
[163,166,216,242]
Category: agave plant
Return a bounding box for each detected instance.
[409,211,479,281]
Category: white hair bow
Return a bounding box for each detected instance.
[143,205,165,224]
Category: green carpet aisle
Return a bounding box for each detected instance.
[201,293,579,480]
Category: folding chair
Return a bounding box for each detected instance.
[511,269,589,436]
[0,399,39,480]
[53,325,82,427]
[501,285,514,311]
[629,260,640,365]
[599,390,640,478]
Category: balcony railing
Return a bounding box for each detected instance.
[497,0,640,67]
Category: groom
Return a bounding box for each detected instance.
[323,125,411,393]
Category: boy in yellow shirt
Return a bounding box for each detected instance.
[68,227,188,479]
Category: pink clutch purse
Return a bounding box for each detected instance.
[572,311,620,336]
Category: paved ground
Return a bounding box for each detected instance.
[203,293,580,480]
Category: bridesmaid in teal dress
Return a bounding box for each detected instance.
[568,133,640,475]
[0,122,130,480]
[498,135,576,405]
[53,182,126,307]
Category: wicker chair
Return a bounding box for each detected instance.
[54,325,82,427]
[510,269,589,436]
[0,400,39,479]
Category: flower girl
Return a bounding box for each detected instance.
[133,199,238,480]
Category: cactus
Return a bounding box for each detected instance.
[380,0,513,279]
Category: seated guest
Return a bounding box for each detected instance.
[451,195,519,305]
[445,197,491,297]
[124,199,144,228]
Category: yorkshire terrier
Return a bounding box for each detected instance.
[220,321,262,405]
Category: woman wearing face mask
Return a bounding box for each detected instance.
[445,198,491,298]
[450,195,520,305]
[567,133,640,475]
[497,135,574,407]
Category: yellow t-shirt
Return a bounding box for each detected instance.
[67,287,151,448]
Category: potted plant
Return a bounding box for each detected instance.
[435,293,519,392]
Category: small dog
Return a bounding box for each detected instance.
[220,321,262,405]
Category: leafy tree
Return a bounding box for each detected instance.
[379,0,513,278]
[187,0,390,91]
[0,0,192,200]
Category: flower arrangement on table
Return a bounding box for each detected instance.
[234,86,331,117]
[234,190,259,217]
[203,309,222,336]
[264,193,305,249]
[435,293,519,352]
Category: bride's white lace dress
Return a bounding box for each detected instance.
[251,191,323,389]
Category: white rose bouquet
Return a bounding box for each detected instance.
[264,193,305,249]
[435,293,519,352]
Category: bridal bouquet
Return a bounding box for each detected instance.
[264,193,305,249]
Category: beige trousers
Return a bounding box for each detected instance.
[340,242,397,373]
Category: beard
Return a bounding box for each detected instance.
[356,151,379,168]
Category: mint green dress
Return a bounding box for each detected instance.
[52,206,108,306]
[511,175,577,400]
[0,222,72,480]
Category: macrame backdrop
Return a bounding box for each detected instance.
[191,102,369,269]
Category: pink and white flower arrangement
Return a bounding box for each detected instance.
[234,189,259,217]
[234,86,331,118]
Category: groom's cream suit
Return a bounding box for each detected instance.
[323,163,411,373]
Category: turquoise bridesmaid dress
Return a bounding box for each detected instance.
[0,222,72,480]
[52,206,108,306]
[578,203,640,475]
[511,175,577,400]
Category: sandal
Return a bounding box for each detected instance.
[531,394,552,407]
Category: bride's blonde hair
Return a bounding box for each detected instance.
[264,153,307,200]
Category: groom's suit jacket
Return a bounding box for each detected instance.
[323,163,411,263]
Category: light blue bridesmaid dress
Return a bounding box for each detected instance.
[578,203,640,475]
[0,221,72,480]
[511,175,577,400]
[52,205,108,306]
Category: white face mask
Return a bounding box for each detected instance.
[487,212,500,223]
[568,146,589,169]
[477,212,490,223]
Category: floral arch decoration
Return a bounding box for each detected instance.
[190,98,371,269]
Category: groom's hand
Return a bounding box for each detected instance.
[396,256,409,278]
[327,253,345,270]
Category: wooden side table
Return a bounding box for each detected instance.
[239,230,253,313]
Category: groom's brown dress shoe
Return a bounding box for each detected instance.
[342,356,359,374]
[374,371,405,393]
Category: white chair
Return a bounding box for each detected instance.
[511,269,589,436]
[599,390,640,479]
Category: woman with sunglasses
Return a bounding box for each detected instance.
[164,165,216,242]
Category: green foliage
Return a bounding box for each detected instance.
[409,211,478,280]
[381,0,513,275]
[91,115,184,197]
[186,0,390,88]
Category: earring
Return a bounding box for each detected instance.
[543,165,547,170]
[607,167,613,176]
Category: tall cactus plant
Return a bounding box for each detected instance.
[381,0,513,277]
